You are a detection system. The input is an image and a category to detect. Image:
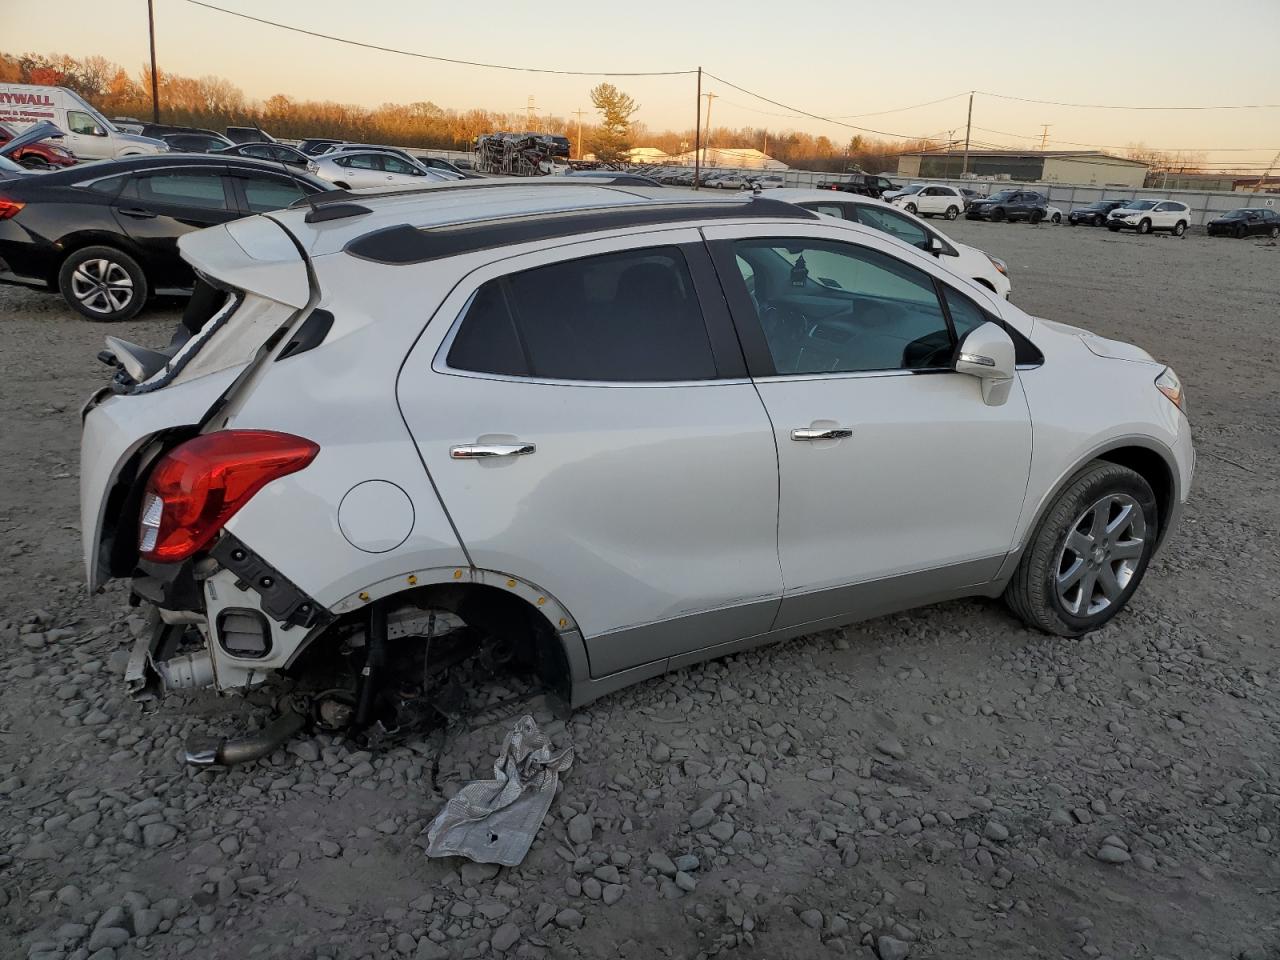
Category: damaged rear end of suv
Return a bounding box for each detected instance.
[81,199,573,767]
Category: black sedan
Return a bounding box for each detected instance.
[1206,207,1280,239]
[217,141,317,170]
[0,155,326,321]
[1068,199,1129,227]
[965,189,1049,223]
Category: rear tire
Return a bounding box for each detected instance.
[1173,221,1186,237]
[1137,218,1152,235]
[1270,226,1279,239]
[1004,461,1158,637]
[944,205,959,220]
[58,246,148,322]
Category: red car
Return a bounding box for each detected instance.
[0,121,77,169]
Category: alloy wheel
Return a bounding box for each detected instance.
[1055,493,1147,617]
[69,258,134,315]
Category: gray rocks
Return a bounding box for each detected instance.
[491,922,520,952]
[567,812,594,844]
[647,851,677,876]
[141,823,177,848]
[878,935,911,960]
[983,820,1009,842]
[554,908,584,930]
[875,736,907,760]
[799,909,823,929]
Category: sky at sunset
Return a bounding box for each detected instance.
[8,0,1280,168]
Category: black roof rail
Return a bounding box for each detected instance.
[344,197,817,266]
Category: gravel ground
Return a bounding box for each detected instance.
[1,221,1278,960]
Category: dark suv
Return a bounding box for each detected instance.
[1068,199,1129,227]
[965,189,1049,223]
[816,173,897,198]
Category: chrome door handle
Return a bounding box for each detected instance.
[790,426,852,441]
[450,442,536,460]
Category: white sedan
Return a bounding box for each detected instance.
[890,184,968,220]
[771,188,1012,298]
[312,149,450,190]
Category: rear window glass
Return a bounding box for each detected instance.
[136,172,229,210]
[238,176,306,213]
[447,247,717,382]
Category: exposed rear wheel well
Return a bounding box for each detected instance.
[1093,445,1175,545]
[291,582,572,705]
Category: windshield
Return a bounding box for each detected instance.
[988,190,1017,201]
[0,155,24,174]
[901,184,924,195]
[1124,200,1157,211]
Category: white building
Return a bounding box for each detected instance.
[664,147,787,170]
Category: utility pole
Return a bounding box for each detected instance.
[694,67,702,189]
[1039,124,1052,150]
[572,108,586,161]
[702,92,718,149]
[961,90,973,176]
[147,0,160,123]
[525,96,539,132]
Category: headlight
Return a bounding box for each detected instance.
[1155,367,1186,413]
[986,254,1008,276]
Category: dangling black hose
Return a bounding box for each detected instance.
[354,600,389,730]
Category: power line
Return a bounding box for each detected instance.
[971,126,1277,153]
[977,90,1280,110]
[181,0,696,76]
[701,71,935,140]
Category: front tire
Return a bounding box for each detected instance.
[904,202,917,214]
[1093,214,1104,227]
[1270,226,1279,239]
[1029,210,1044,225]
[944,205,959,220]
[1107,224,1121,232]
[1137,218,1152,235]
[991,207,1006,222]
[1050,212,1062,224]
[58,246,148,322]
[1005,461,1158,637]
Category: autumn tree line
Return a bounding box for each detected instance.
[1,50,949,172]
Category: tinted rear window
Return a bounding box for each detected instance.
[447,247,717,382]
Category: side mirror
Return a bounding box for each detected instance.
[928,235,944,257]
[954,321,1016,406]
[91,125,107,137]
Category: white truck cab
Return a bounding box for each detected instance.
[0,84,167,160]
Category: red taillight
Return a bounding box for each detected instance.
[0,197,24,220]
[139,431,319,563]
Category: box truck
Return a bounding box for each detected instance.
[0,85,167,160]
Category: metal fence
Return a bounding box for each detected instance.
[641,166,1277,227]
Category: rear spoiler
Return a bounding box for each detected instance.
[177,216,309,308]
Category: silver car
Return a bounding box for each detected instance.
[312,148,449,190]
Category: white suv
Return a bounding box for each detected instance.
[890,184,967,220]
[80,183,1193,759]
[771,188,1012,298]
[1107,199,1191,235]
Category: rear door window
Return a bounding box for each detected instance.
[446,246,718,382]
[133,171,231,210]
[236,174,308,213]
